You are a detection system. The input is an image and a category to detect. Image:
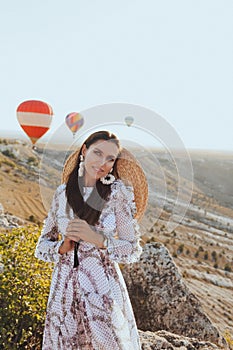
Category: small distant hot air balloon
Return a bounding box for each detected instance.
[125,116,134,127]
[65,112,84,138]
[16,100,53,147]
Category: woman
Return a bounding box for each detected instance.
[35,130,148,350]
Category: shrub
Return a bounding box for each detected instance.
[2,149,16,159]
[0,139,9,145]
[2,158,16,168]
[28,215,36,223]
[224,264,232,272]
[211,251,217,262]
[224,329,233,350]
[177,244,184,254]
[27,157,39,167]
[0,226,52,349]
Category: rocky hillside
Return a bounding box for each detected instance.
[0,138,232,348]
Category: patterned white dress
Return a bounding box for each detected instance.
[35,179,142,350]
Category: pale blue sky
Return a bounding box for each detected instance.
[0,0,232,151]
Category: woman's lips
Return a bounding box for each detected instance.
[92,166,104,174]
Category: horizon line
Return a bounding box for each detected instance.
[0,130,233,154]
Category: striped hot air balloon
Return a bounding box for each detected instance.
[16,100,53,145]
[65,112,84,138]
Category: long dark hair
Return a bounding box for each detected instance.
[66,131,121,226]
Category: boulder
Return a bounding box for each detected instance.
[0,203,25,228]
[122,243,226,348]
[139,329,221,349]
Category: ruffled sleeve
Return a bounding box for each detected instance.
[103,180,142,264]
[34,185,65,263]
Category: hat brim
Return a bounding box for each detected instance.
[62,147,148,221]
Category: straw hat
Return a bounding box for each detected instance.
[62,148,148,221]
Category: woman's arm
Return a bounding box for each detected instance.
[103,181,142,264]
[35,185,70,263]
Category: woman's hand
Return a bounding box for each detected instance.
[59,237,75,255]
[65,218,104,248]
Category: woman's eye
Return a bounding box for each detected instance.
[94,150,115,162]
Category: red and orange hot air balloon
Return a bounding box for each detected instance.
[65,112,84,138]
[16,100,53,146]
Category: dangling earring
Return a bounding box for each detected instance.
[100,168,115,185]
[78,154,85,177]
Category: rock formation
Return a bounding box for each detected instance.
[122,242,226,348]
[139,329,220,349]
[0,203,24,228]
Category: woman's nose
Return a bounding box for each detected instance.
[98,157,107,167]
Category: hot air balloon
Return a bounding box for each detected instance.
[65,112,84,138]
[16,100,53,146]
[125,116,134,127]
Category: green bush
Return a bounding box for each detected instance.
[0,226,52,349]
[27,157,39,167]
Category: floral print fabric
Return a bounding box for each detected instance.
[35,180,142,350]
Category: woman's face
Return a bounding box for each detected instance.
[82,140,119,185]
